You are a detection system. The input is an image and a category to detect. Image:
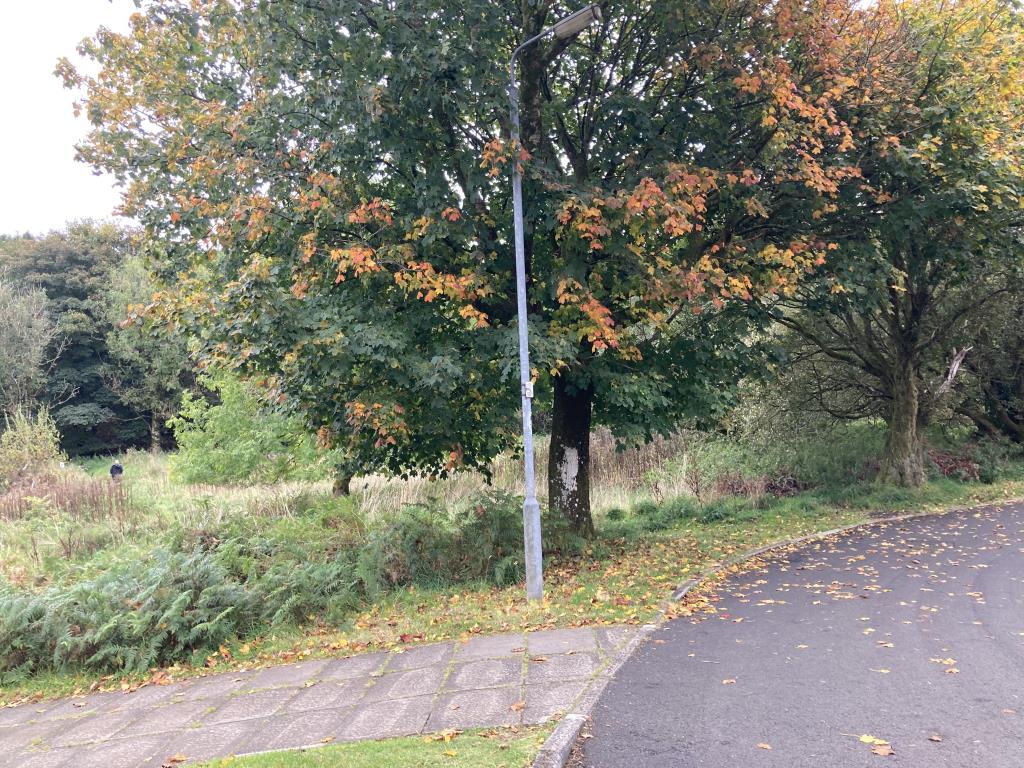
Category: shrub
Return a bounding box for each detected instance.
[168,372,331,485]
[625,495,702,532]
[0,548,256,679]
[0,408,65,490]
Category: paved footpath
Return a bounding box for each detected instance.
[584,501,1024,768]
[0,625,638,767]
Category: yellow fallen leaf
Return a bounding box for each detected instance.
[859,735,889,746]
[757,742,772,750]
[444,749,458,757]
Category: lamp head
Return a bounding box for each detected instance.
[553,4,602,39]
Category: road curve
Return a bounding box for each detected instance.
[583,501,1024,768]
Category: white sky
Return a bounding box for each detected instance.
[0,0,138,236]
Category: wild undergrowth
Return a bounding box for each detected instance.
[1,422,1022,701]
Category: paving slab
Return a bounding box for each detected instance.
[453,633,526,660]
[171,673,254,704]
[105,685,178,711]
[527,628,599,655]
[523,679,590,724]
[205,688,296,726]
[6,750,75,768]
[319,652,389,681]
[32,698,102,722]
[236,709,349,754]
[0,719,65,755]
[594,626,640,653]
[426,686,522,731]
[118,699,211,737]
[244,660,328,691]
[384,642,453,672]
[56,733,170,768]
[281,678,368,713]
[362,665,446,703]
[445,658,523,692]
[4,623,626,767]
[526,651,602,684]
[339,695,434,740]
[0,704,48,729]
[158,721,262,764]
[50,710,133,747]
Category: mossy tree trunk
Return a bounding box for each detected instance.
[879,359,925,487]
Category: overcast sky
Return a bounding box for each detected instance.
[0,0,138,236]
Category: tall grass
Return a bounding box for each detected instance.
[355,430,689,517]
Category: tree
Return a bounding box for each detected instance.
[769,0,1024,485]
[956,289,1024,444]
[0,223,150,454]
[103,250,193,451]
[0,271,57,415]
[67,0,895,532]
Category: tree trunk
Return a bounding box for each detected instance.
[879,362,925,487]
[332,471,352,497]
[548,378,595,536]
[150,412,162,454]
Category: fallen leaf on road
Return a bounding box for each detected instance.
[722,679,736,685]
[871,744,895,756]
[510,701,525,712]
[757,743,772,750]
[928,734,943,742]
[859,735,889,746]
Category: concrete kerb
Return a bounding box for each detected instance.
[528,498,1023,768]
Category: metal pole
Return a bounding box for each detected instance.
[509,52,544,601]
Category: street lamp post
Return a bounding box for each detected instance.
[508,4,602,601]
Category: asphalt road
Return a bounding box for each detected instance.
[583,502,1024,768]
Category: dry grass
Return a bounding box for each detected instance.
[354,429,690,517]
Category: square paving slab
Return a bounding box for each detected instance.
[445,658,523,692]
[426,686,522,731]
[338,695,434,740]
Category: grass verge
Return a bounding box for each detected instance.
[197,726,550,768]
[3,473,1021,706]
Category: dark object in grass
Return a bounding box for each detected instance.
[110,462,124,482]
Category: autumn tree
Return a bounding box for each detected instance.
[66,0,889,532]
[770,0,1024,486]
[0,271,57,415]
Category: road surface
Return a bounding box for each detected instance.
[583,502,1024,767]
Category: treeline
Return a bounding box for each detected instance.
[0,222,190,455]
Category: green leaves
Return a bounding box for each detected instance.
[65,0,924,507]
